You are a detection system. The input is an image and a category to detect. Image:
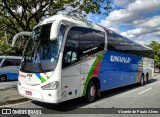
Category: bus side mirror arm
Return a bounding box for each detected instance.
[12,32,31,47]
[50,20,74,40]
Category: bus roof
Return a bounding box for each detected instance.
[34,14,105,32]
[35,14,152,51]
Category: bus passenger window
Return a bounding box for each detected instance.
[71,51,77,63]
[66,52,71,63]
[2,59,14,67]
[63,51,78,68]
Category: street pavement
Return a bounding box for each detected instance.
[0,75,160,117]
[0,80,28,107]
[0,81,17,90]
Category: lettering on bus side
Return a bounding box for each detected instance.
[110,55,131,63]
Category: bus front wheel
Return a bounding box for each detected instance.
[0,75,7,82]
[85,81,96,103]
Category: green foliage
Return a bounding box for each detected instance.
[149,41,160,69]
[0,39,15,55]
[0,0,111,36]
[0,0,112,56]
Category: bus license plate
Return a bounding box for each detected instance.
[25,91,32,96]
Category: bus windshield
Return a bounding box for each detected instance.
[21,23,65,73]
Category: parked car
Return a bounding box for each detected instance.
[0,56,22,82]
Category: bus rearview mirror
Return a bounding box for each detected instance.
[12,32,31,47]
[50,19,61,41]
[50,19,72,40]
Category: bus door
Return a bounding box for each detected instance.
[61,30,80,101]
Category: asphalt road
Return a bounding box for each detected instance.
[1,75,160,117]
[0,81,17,90]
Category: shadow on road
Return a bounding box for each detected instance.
[31,78,158,112]
[148,78,157,83]
[32,97,85,112]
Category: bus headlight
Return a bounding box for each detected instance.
[41,81,59,90]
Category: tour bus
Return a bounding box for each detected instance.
[12,14,154,103]
[0,56,22,82]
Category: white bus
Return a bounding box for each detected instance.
[12,14,154,103]
[0,56,22,82]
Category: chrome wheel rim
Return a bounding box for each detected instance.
[90,86,96,96]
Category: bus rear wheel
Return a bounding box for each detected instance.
[0,75,7,82]
[146,73,149,84]
[140,75,144,86]
[85,81,96,103]
[144,75,147,85]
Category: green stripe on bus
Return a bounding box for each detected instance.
[41,76,46,83]
[82,54,104,96]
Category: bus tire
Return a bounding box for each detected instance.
[146,73,149,84]
[0,75,7,82]
[140,74,144,86]
[144,75,147,85]
[85,81,96,103]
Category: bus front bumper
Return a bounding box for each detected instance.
[18,85,61,104]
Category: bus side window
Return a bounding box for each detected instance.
[106,30,154,59]
[65,51,71,63]
[1,59,14,67]
[79,28,105,60]
[71,52,77,63]
[64,51,77,63]
[63,42,79,68]
[62,27,80,68]
[13,59,21,66]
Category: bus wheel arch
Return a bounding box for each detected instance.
[85,77,101,103]
[0,74,7,82]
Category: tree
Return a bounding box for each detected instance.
[0,0,111,37]
[0,0,111,55]
[0,38,15,55]
[150,41,160,69]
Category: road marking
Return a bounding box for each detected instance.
[138,87,152,94]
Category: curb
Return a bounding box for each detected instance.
[0,98,30,107]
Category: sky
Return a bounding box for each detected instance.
[88,0,160,45]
